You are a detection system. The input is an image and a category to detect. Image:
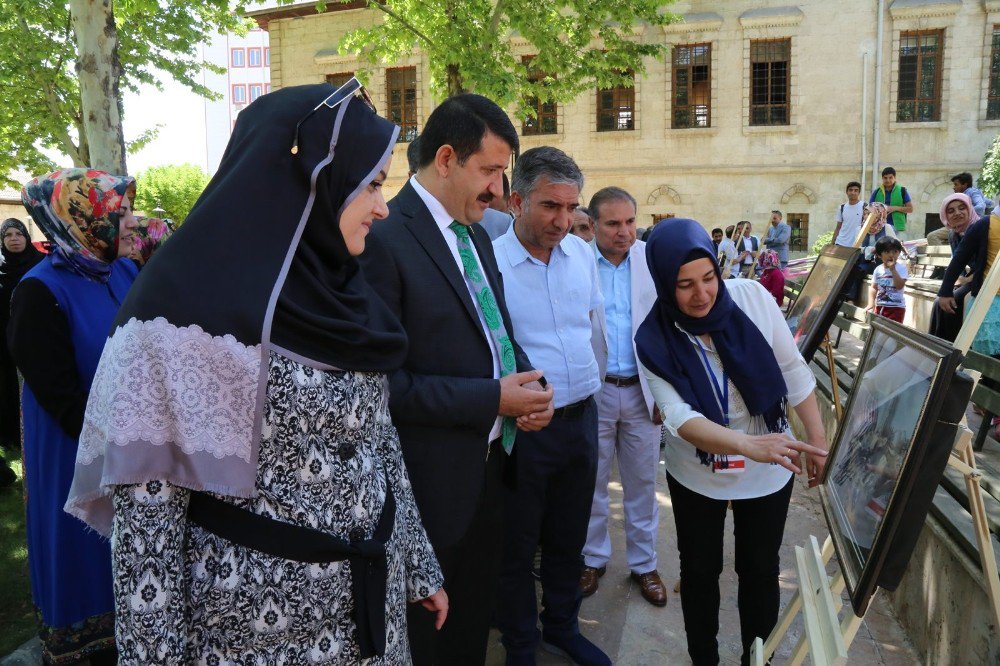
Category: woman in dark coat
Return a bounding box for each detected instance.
[0,217,44,486]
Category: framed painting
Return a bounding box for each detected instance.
[784,244,861,363]
[819,317,972,616]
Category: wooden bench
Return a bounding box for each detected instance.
[909,242,953,280]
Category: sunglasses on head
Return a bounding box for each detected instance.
[291,77,377,155]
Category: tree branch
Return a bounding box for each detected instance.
[488,0,505,34]
[41,82,83,165]
[368,0,436,48]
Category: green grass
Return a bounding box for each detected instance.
[0,453,37,656]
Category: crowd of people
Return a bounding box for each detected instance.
[1,77,994,666]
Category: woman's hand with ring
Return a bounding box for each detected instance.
[735,433,828,475]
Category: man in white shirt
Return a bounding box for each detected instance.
[494,147,610,666]
[582,186,666,607]
[833,181,865,247]
[734,221,759,277]
[718,225,739,278]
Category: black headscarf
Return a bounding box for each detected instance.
[67,84,406,536]
[635,219,788,464]
[115,84,406,370]
[0,218,44,298]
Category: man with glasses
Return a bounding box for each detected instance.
[360,93,553,665]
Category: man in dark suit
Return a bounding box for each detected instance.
[359,94,554,665]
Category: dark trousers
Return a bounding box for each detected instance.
[496,398,599,653]
[0,351,20,448]
[930,282,971,342]
[666,473,794,666]
[408,440,505,666]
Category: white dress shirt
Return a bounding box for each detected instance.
[641,280,816,500]
[494,227,603,408]
[411,176,502,442]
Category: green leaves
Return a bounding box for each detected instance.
[981,134,1000,198]
[1,0,252,178]
[285,0,678,115]
[132,163,210,226]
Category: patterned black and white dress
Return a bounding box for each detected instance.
[110,353,443,665]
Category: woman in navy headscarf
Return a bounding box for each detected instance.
[635,219,827,666]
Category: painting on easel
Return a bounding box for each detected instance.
[785,244,861,363]
[819,317,972,616]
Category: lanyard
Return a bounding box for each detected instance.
[692,335,729,427]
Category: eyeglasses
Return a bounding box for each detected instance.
[291,77,377,155]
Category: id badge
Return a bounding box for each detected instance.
[713,426,746,474]
[713,454,746,474]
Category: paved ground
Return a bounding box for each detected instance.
[485,450,920,665]
[1,455,920,666]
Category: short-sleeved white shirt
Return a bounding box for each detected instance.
[872,261,908,308]
[835,201,865,247]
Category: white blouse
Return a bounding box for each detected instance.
[641,279,816,500]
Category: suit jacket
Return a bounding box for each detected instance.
[358,181,533,547]
[590,239,658,419]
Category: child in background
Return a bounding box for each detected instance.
[869,236,908,323]
[757,249,785,306]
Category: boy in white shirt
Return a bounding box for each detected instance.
[868,236,908,323]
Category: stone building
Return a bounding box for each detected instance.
[250,0,1000,250]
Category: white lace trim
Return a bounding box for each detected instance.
[78,317,261,465]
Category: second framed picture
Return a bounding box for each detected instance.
[785,244,861,363]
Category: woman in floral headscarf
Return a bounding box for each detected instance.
[10,168,139,665]
[128,216,172,266]
[757,248,785,307]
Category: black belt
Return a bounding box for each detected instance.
[604,374,640,387]
[552,397,590,419]
[187,486,396,659]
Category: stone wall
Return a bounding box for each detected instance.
[257,0,1000,243]
[888,515,1000,664]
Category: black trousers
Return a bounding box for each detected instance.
[408,439,505,666]
[0,351,21,447]
[929,281,971,342]
[666,472,794,666]
[496,398,598,653]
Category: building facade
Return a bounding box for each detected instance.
[203,25,272,173]
[251,0,1000,249]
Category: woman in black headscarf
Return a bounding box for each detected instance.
[66,81,447,664]
[635,219,827,666]
[0,218,43,463]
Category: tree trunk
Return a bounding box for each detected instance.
[446,63,465,97]
[69,0,127,174]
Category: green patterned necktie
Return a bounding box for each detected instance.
[449,221,517,454]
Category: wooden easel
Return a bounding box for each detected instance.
[812,209,876,421]
[751,535,862,666]
[719,223,742,279]
[821,333,843,420]
[948,241,1000,631]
